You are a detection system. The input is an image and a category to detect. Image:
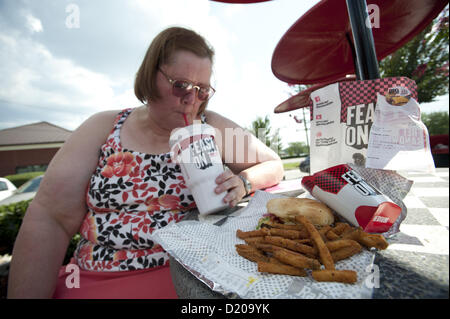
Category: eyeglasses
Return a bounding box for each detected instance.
[159,69,215,102]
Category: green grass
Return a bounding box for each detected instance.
[283,161,300,171]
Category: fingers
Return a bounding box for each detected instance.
[215,169,234,185]
[214,170,246,207]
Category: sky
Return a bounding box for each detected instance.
[0,0,448,147]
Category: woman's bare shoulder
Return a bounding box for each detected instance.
[83,109,120,128]
[71,109,121,139]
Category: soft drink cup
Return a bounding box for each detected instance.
[302,164,401,233]
[169,123,228,215]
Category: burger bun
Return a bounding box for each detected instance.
[266,198,334,226]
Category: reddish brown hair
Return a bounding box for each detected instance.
[134,27,215,114]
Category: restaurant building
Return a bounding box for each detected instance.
[0,122,72,176]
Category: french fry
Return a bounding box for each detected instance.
[292,238,313,245]
[325,239,360,252]
[340,227,360,240]
[332,222,352,236]
[243,237,265,245]
[318,225,332,242]
[311,269,357,284]
[341,228,389,250]
[341,225,359,238]
[258,261,307,277]
[235,244,270,263]
[295,215,335,270]
[325,230,340,240]
[252,242,283,254]
[357,232,389,250]
[268,228,309,240]
[272,248,321,270]
[236,228,269,239]
[331,244,362,262]
[264,236,318,258]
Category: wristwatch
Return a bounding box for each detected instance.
[238,175,252,196]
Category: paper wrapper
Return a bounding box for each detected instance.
[348,165,413,238]
[153,191,377,299]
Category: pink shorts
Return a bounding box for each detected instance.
[53,258,178,299]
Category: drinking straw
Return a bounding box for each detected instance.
[183,113,189,126]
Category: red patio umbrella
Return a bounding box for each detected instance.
[274,76,357,113]
[271,0,448,86]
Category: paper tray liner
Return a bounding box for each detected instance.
[153,191,377,299]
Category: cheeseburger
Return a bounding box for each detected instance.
[259,198,334,228]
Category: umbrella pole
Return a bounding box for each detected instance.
[345,32,363,80]
[346,0,380,80]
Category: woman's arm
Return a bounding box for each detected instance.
[7,111,118,298]
[205,110,284,206]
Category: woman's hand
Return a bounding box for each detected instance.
[214,169,246,207]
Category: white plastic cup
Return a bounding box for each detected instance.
[169,124,228,215]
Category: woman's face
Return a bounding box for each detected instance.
[155,50,212,126]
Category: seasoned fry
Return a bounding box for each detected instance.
[331,244,362,262]
[292,239,313,245]
[357,232,389,250]
[258,261,307,277]
[264,236,317,258]
[272,248,321,270]
[268,228,309,239]
[318,225,332,242]
[267,257,284,265]
[340,228,360,243]
[243,237,265,245]
[325,239,360,252]
[295,215,335,270]
[332,222,352,235]
[235,244,270,263]
[341,228,389,250]
[311,270,357,284]
[341,225,359,238]
[325,230,340,240]
[252,242,283,254]
[236,228,269,239]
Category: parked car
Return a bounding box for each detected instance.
[0,178,17,201]
[299,156,310,173]
[0,175,43,206]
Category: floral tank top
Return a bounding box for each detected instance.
[75,108,196,272]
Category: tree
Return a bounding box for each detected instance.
[284,84,312,151]
[269,127,283,156]
[250,115,271,141]
[421,111,449,135]
[249,116,283,155]
[284,142,309,157]
[379,7,449,103]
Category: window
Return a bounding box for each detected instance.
[16,176,43,193]
[16,165,48,174]
[0,181,7,191]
